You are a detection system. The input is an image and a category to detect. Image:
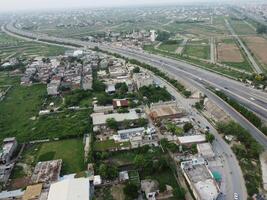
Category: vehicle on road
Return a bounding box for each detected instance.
[234,193,239,200]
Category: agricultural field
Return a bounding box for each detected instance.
[20,139,85,175]
[0,73,91,142]
[242,36,267,70]
[158,40,181,52]
[228,19,257,35]
[216,38,252,72]
[0,31,67,61]
[183,40,210,60]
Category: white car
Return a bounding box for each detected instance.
[233,193,239,200]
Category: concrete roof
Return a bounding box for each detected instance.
[178,135,206,144]
[91,109,146,125]
[194,179,219,200]
[47,178,90,200]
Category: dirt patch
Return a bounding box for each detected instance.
[111,184,125,200]
[217,43,244,63]
[8,177,30,190]
[243,36,267,65]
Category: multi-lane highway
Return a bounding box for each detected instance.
[3,22,267,151]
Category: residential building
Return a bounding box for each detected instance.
[181,158,220,200]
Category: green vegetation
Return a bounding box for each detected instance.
[10,165,26,179]
[217,121,263,196]
[156,31,171,42]
[94,139,130,151]
[184,45,210,59]
[158,40,181,52]
[64,89,92,107]
[139,85,172,103]
[0,73,91,141]
[123,183,139,199]
[22,139,85,175]
[98,163,118,180]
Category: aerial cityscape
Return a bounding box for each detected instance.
[0,0,267,200]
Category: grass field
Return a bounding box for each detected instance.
[21,139,85,175]
[0,32,67,60]
[0,73,91,142]
[183,45,210,59]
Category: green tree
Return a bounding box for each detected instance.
[205,132,215,143]
[134,155,146,169]
[133,66,140,73]
[123,183,139,199]
[106,118,118,130]
[183,122,193,132]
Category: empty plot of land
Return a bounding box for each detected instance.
[217,43,244,63]
[243,36,267,66]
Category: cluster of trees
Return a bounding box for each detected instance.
[98,163,118,180]
[194,99,204,110]
[183,122,193,133]
[217,121,263,196]
[65,89,92,107]
[139,85,172,103]
[215,90,267,136]
[132,66,140,73]
[156,31,171,42]
[96,92,113,105]
[92,70,106,92]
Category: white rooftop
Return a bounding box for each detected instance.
[91,109,146,125]
[47,178,90,200]
[178,135,206,144]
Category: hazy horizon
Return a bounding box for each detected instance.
[0,0,257,13]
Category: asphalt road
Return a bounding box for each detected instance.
[4,23,267,150]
